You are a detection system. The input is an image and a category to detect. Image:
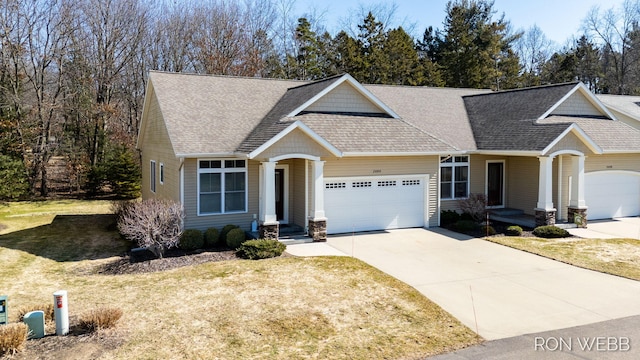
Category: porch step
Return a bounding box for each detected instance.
[279,224,305,236]
[279,237,314,246]
[555,222,577,229]
[489,208,524,216]
[488,209,535,228]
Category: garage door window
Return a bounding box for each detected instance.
[440,156,469,199]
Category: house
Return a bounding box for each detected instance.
[597,94,640,131]
[137,71,640,241]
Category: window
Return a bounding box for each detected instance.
[150,160,156,193]
[198,159,247,215]
[159,163,164,184]
[440,155,469,199]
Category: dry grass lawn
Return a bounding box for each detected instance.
[0,200,480,359]
[486,236,640,281]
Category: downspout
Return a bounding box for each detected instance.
[179,158,185,205]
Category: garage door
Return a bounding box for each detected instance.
[585,171,640,219]
[324,175,427,234]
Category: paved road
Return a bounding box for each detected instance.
[428,315,639,359]
[326,228,640,340]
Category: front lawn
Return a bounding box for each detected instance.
[0,200,480,359]
[486,236,640,281]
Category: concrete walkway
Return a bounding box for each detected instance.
[311,228,640,340]
[568,217,640,240]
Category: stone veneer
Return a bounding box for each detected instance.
[308,219,327,242]
[535,209,556,227]
[259,223,279,240]
[568,207,588,228]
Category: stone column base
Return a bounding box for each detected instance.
[535,208,556,227]
[308,218,327,242]
[259,222,279,240]
[568,207,588,228]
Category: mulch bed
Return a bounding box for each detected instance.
[97,248,240,275]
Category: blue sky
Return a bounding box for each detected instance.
[295,0,625,46]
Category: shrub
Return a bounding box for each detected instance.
[237,239,286,260]
[78,307,123,332]
[220,224,239,243]
[0,323,28,356]
[440,210,461,227]
[116,199,184,258]
[204,227,220,248]
[506,225,523,236]
[226,228,246,249]
[86,145,141,199]
[481,225,496,236]
[532,225,570,238]
[0,155,29,200]
[179,229,204,250]
[458,193,487,222]
[16,303,54,323]
[452,220,479,233]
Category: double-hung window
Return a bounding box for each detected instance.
[198,159,247,215]
[440,156,469,199]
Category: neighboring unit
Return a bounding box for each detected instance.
[138,72,640,241]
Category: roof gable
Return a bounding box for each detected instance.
[543,82,615,119]
[542,124,602,156]
[305,81,383,114]
[287,74,399,118]
[136,80,177,155]
[248,121,342,160]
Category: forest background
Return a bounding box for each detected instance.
[1,0,639,200]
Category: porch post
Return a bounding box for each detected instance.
[308,160,327,242]
[568,155,588,228]
[259,161,279,239]
[535,156,556,226]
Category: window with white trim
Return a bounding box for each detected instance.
[198,159,247,215]
[159,163,164,184]
[440,155,469,199]
[150,160,156,193]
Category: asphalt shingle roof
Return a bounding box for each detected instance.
[148,71,302,155]
[597,94,640,120]
[539,116,640,152]
[237,75,344,153]
[367,85,490,151]
[146,72,640,156]
[463,83,581,151]
[297,113,457,153]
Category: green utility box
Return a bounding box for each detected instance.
[0,295,7,325]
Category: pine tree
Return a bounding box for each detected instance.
[434,0,521,89]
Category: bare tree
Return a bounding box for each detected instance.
[146,0,197,73]
[0,0,27,161]
[68,0,148,166]
[514,25,554,86]
[20,0,71,196]
[583,0,640,94]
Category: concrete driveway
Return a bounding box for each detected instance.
[326,228,640,340]
[568,217,640,239]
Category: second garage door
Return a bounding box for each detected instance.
[324,175,427,234]
[585,171,640,219]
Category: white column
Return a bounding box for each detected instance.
[536,157,555,210]
[311,160,326,220]
[261,161,278,224]
[569,155,586,208]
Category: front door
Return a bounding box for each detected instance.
[487,161,504,207]
[275,168,285,222]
